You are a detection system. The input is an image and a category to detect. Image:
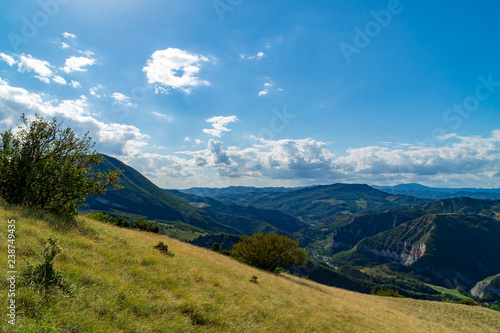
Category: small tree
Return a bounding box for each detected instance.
[134,218,160,233]
[0,114,122,216]
[21,238,72,293]
[230,232,307,272]
[212,242,221,252]
[113,217,131,228]
[154,241,174,256]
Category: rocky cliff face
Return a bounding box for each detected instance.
[327,209,427,255]
[471,275,500,298]
[334,213,500,293]
[357,241,426,266]
[402,243,426,266]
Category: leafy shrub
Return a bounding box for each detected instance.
[86,212,113,223]
[230,232,307,272]
[86,212,131,228]
[211,242,221,252]
[0,114,122,216]
[113,217,131,228]
[457,298,475,306]
[249,275,258,284]
[154,241,174,257]
[21,238,72,293]
[134,218,160,233]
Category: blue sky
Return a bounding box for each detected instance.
[1,0,500,188]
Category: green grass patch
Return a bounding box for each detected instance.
[426,284,470,300]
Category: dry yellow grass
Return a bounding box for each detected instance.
[0,204,499,332]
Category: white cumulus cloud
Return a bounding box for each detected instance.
[62,56,97,73]
[334,134,500,178]
[240,51,265,60]
[111,92,136,108]
[258,79,281,96]
[0,79,148,156]
[89,84,103,97]
[53,75,67,85]
[203,115,238,137]
[63,32,77,39]
[143,48,213,94]
[17,54,53,79]
[0,53,16,67]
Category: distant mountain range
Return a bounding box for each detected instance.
[201,184,431,224]
[179,183,500,200]
[372,183,500,200]
[175,186,302,198]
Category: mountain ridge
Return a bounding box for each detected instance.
[80,155,240,234]
[212,183,431,223]
[373,183,500,200]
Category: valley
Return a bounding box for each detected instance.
[81,155,500,305]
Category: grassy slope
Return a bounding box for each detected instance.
[1,205,499,333]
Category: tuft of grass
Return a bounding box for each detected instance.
[1,203,499,332]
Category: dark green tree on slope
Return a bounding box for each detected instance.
[0,114,122,216]
[231,232,307,272]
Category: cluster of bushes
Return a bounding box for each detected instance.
[86,212,131,228]
[191,234,242,251]
[134,218,160,233]
[490,301,500,311]
[455,298,476,306]
[371,288,404,298]
[86,212,160,233]
[211,242,231,256]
